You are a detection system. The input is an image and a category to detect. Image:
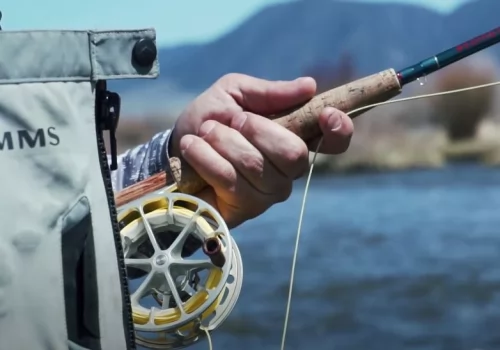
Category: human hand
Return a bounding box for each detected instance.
[169,73,353,228]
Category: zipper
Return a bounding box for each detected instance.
[94,80,136,349]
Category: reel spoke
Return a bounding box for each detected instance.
[164,271,186,314]
[138,206,161,252]
[169,210,200,256]
[125,258,151,270]
[132,271,155,302]
[173,258,213,273]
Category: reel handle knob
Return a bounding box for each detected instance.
[115,69,401,204]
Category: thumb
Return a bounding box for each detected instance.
[219,73,317,116]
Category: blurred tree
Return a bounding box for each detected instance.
[429,58,497,141]
[303,52,356,94]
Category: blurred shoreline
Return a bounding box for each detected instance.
[112,116,500,175]
[311,118,500,174]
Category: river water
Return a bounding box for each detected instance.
[145,164,500,350]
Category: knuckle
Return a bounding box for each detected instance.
[219,106,239,120]
[240,151,265,176]
[217,165,237,191]
[230,111,250,132]
[217,73,245,86]
[198,120,219,139]
[283,142,309,170]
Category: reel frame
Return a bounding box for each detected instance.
[117,185,243,349]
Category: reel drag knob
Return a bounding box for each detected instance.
[117,187,243,349]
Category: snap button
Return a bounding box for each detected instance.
[132,38,157,67]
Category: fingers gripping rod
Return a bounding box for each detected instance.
[116,26,500,203]
[115,26,500,349]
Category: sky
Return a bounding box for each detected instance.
[1,0,475,47]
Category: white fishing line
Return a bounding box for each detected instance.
[202,327,213,350]
[279,79,500,350]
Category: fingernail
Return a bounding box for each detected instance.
[199,120,216,138]
[295,76,314,84]
[328,111,343,131]
[180,136,194,153]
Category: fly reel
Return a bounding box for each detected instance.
[117,186,243,349]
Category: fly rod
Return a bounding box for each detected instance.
[116,25,500,205]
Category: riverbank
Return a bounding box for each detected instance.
[112,118,500,174]
[113,110,500,175]
[311,118,500,174]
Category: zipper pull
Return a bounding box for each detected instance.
[103,91,121,170]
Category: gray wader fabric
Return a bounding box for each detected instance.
[0,29,159,350]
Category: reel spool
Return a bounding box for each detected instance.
[117,186,243,349]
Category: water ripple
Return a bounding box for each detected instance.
[185,165,500,350]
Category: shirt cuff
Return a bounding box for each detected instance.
[162,126,177,186]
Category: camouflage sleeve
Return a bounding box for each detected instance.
[108,129,172,193]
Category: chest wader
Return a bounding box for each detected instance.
[0,28,158,350]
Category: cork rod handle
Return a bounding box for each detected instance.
[115,68,402,206]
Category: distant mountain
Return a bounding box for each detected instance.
[110,0,500,118]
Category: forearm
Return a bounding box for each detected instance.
[108,129,172,193]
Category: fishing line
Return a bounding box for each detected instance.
[202,327,213,350]
[279,79,500,350]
